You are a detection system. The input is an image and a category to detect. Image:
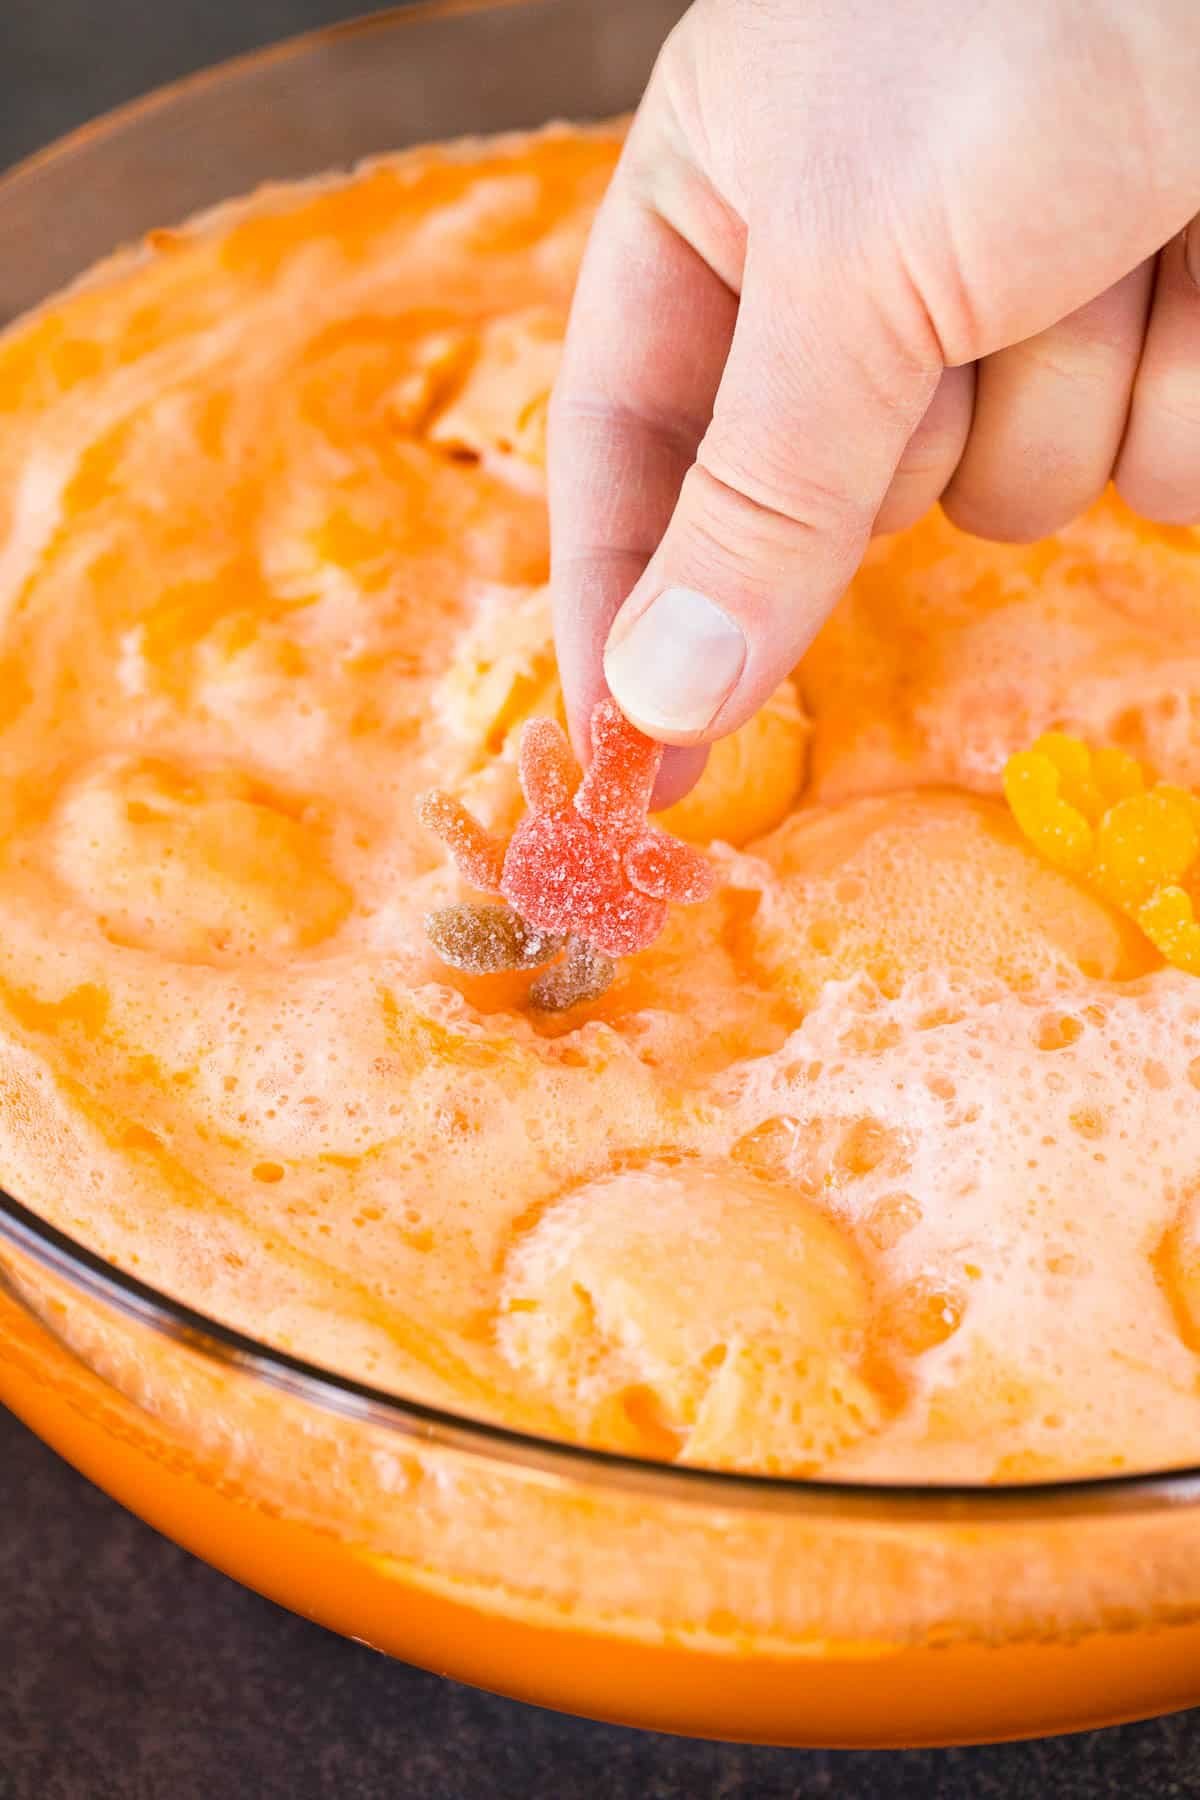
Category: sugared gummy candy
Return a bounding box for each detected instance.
[420,698,715,1006]
[417,790,505,892]
[424,902,565,973]
[528,935,616,1012]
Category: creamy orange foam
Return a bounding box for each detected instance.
[3,126,1200,1483]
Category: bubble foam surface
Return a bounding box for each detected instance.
[3,125,1200,1481]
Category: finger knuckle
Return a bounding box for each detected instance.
[695,436,869,540]
[1016,333,1130,394]
[549,387,708,462]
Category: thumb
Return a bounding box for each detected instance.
[603,246,941,744]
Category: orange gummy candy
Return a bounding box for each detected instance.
[420,698,715,972]
[1003,732,1200,974]
[417,790,505,892]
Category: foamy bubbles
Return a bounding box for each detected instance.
[498,1161,885,1471]
[3,122,1200,1486]
[739,791,1151,1010]
[50,756,350,962]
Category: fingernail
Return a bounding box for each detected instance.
[603,587,746,737]
[1186,221,1200,291]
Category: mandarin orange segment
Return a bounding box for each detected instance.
[1029,733,1144,821]
[1031,732,1108,824]
[1092,787,1200,912]
[1138,886,1200,975]
[1001,748,1094,874]
[1092,744,1146,809]
[1004,731,1200,974]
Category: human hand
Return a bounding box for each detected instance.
[549,0,1200,801]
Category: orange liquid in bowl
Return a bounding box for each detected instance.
[5,124,1200,1745]
[10,1263,1200,1749]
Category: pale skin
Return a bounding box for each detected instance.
[548,0,1200,805]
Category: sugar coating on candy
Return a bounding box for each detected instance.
[503,809,622,929]
[502,805,669,957]
[624,831,716,905]
[418,790,505,891]
[575,699,661,835]
[529,935,615,1012]
[518,715,578,812]
[1004,732,1200,974]
[425,902,565,973]
[419,697,715,991]
[499,699,706,955]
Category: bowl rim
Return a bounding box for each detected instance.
[8,1180,1200,1519]
[0,0,536,196]
[3,0,1200,1520]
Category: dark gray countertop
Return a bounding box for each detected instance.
[2,4,1199,1794]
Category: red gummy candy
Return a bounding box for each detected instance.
[505,804,669,956]
[575,698,661,836]
[421,697,715,964]
[624,830,714,904]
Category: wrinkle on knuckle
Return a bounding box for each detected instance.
[677,499,783,584]
[550,389,707,463]
[555,541,657,570]
[923,260,988,369]
[1012,332,1133,395]
[685,454,866,556]
[875,200,983,369]
[892,444,960,485]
